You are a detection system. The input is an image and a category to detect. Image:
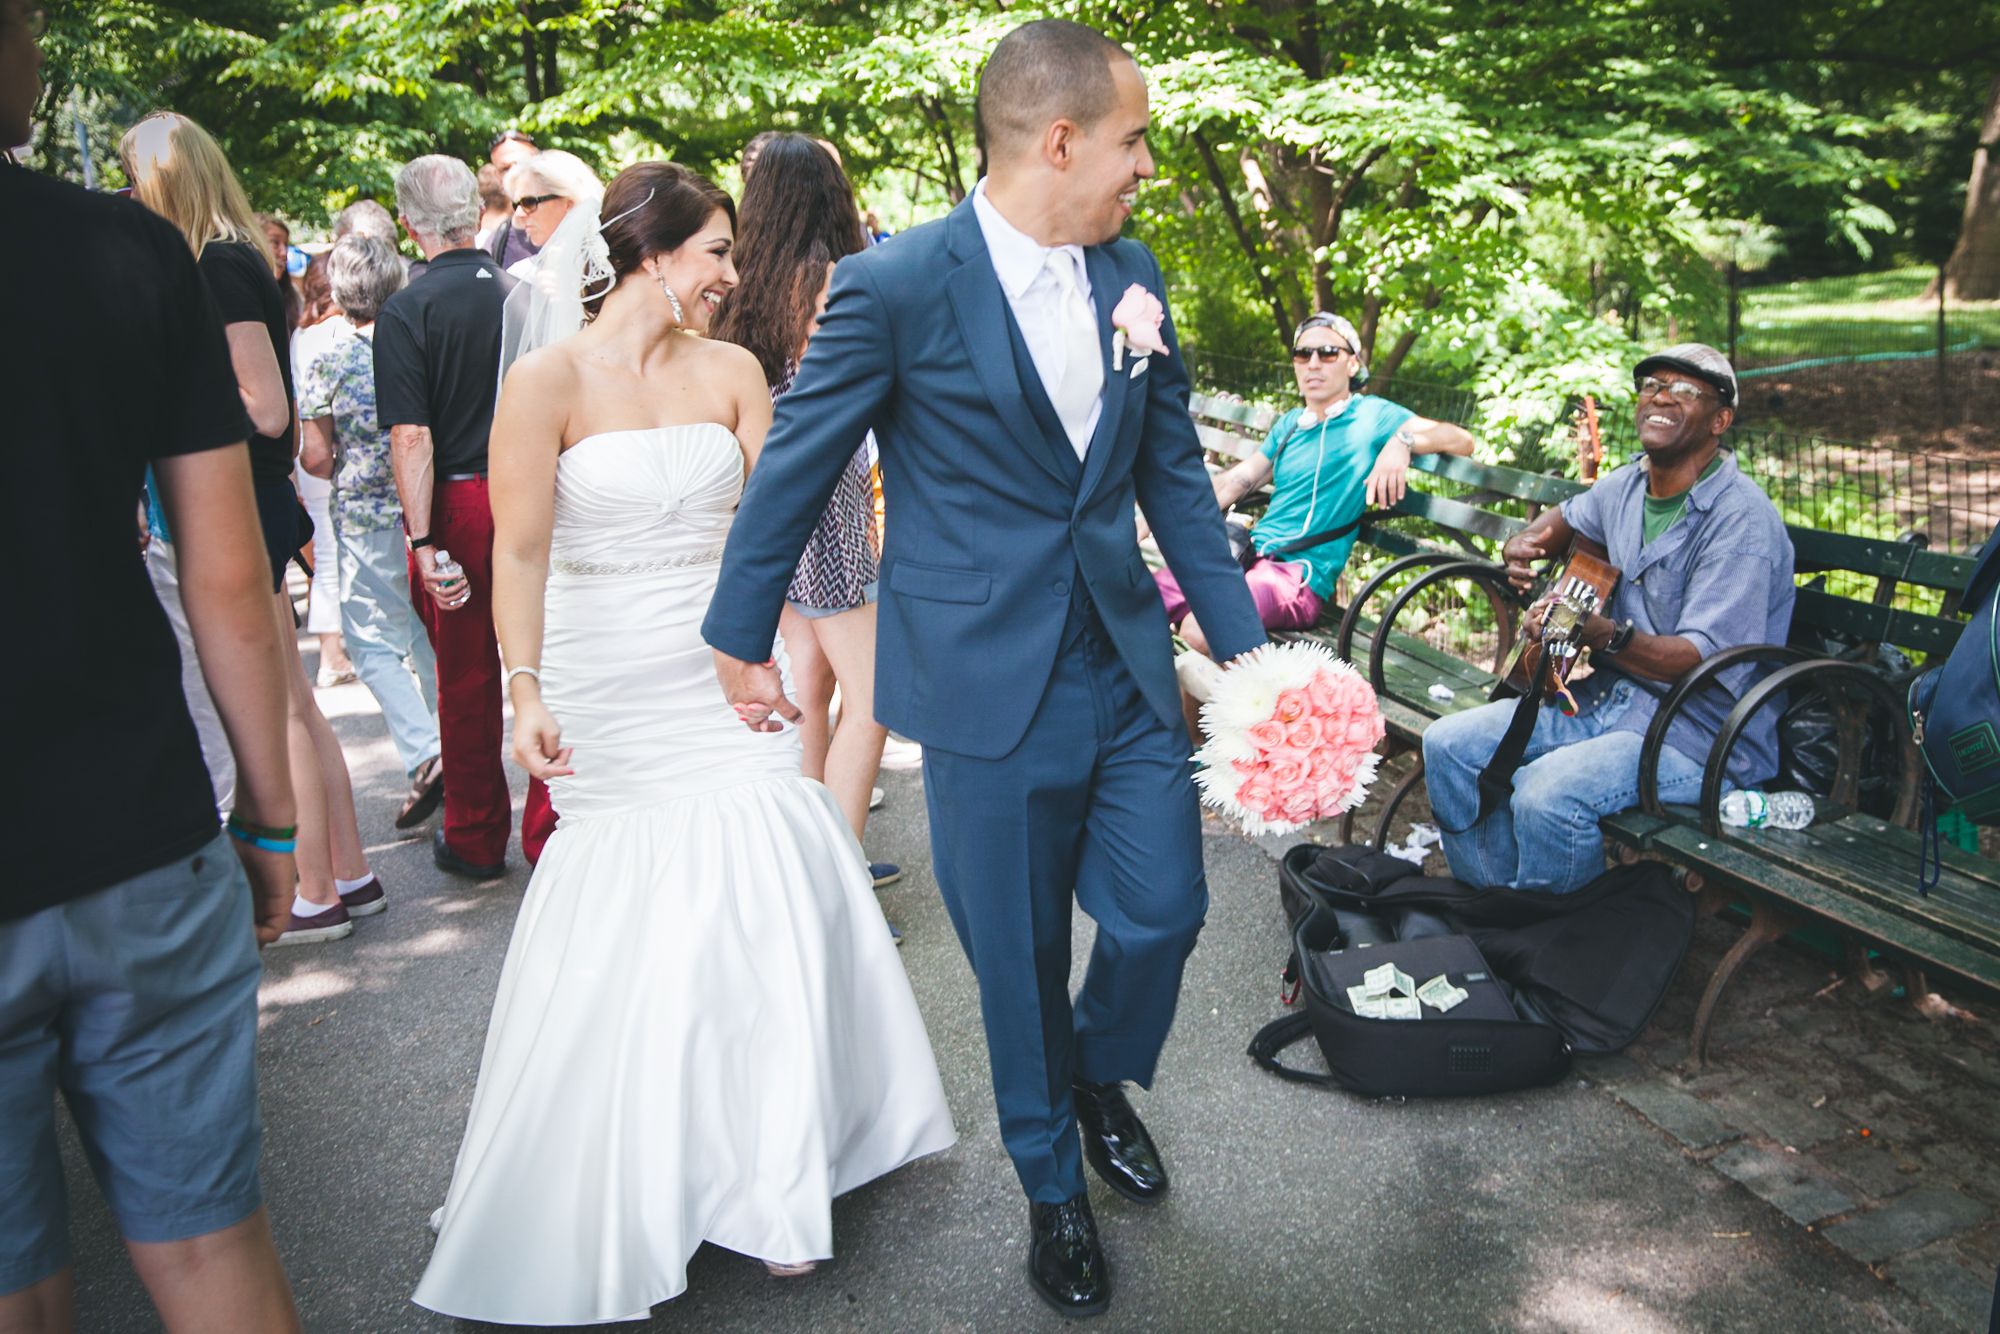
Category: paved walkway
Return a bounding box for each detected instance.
[56,672,1996,1331]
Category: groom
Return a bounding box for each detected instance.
[704,19,1264,1316]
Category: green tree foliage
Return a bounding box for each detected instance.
[23,0,1986,451]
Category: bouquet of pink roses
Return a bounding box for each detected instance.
[1189,642,1386,835]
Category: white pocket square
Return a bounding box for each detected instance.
[1129,356,1149,379]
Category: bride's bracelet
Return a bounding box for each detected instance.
[506,665,542,686]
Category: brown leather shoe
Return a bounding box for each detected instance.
[396,755,445,829]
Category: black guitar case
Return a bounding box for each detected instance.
[1250,843,1694,1098]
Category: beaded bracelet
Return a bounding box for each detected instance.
[227,813,298,855]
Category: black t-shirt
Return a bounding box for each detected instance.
[0,166,254,923]
[198,239,297,485]
[374,248,517,477]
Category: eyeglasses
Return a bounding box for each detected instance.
[512,193,561,213]
[1636,375,1714,403]
[1292,345,1353,364]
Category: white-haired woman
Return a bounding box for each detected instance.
[499,149,603,279]
[299,237,445,832]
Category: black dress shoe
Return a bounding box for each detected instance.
[1072,1080,1169,1204]
[432,827,506,880]
[1027,1194,1109,1317]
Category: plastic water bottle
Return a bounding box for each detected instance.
[1719,789,1816,830]
[432,549,469,611]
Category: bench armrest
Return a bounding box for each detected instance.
[1367,559,1516,698]
[1693,658,1921,837]
[1335,551,1462,662]
[1638,645,1811,818]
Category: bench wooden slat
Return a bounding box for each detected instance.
[1390,491,1525,541]
[1840,811,2000,893]
[1688,817,2000,953]
[1792,587,1964,655]
[1193,421,1262,461]
[1411,453,1586,506]
[1787,527,1976,592]
[1189,392,1283,434]
[1636,821,2000,993]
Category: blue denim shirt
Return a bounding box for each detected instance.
[1559,451,1796,787]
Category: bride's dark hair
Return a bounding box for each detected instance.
[587,161,737,313]
[708,135,867,385]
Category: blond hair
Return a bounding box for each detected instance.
[119,112,273,275]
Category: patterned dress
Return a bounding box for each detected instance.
[776,365,879,611]
[295,326,403,534]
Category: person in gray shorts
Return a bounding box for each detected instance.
[1,7,304,1326]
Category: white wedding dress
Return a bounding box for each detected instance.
[413,424,955,1326]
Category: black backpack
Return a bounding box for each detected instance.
[1250,844,1694,1098]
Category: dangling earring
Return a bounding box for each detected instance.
[653,268,685,325]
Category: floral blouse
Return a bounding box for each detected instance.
[296,325,403,534]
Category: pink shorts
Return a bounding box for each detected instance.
[1153,556,1324,633]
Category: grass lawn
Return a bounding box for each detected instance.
[1738,266,2000,365]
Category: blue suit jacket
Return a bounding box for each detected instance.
[702,200,1266,761]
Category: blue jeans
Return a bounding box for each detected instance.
[338,526,441,777]
[1422,677,1706,894]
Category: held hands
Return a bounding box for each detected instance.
[714,650,803,733]
[413,546,470,610]
[1363,439,1412,508]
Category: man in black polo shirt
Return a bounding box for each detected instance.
[376,154,555,878]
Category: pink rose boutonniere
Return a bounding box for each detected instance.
[1110,283,1168,371]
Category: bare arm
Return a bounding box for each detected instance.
[152,444,297,945]
[488,355,573,780]
[1364,416,1477,507]
[298,416,335,480]
[224,322,291,440]
[390,423,456,606]
[1211,450,1274,512]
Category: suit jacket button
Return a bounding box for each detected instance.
[1052,580,1069,597]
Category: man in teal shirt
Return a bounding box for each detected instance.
[1158,313,1474,655]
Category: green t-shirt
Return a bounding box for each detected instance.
[1641,455,1724,546]
[1252,396,1415,598]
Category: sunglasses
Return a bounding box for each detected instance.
[512,193,562,213]
[1636,375,1715,404]
[1292,344,1354,364]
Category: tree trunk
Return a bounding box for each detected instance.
[519,4,542,102]
[1944,75,2000,300]
[540,30,561,99]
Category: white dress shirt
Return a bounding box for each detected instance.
[971,178,1102,457]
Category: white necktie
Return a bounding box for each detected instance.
[1047,253,1102,456]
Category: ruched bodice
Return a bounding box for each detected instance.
[537,423,797,818]
[549,424,742,574]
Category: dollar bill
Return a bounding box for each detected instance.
[1361,962,1417,997]
[1354,997,1388,1020]
[1417,974,1469,1012]
[1383,995,1422,1020]
[1347,984,1380,1011]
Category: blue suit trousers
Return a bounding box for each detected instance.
[921,611,1207,1203]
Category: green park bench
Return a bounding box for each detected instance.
[1185,390,2000,1066]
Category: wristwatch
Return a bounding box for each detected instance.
[1393,426,1417,449]
[408,533,436,550]
[1605,619,1637,654]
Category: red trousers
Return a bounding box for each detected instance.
[409,477,556,866]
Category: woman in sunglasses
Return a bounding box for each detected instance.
[498,150,603,279]
[1159,312,1473,657]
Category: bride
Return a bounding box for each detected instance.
[412,161,955,1326]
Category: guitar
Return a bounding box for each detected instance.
[1491,547,1622,701]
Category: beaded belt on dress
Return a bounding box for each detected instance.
[550,544,727,576]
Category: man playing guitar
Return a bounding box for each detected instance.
[1422,344,1796,894]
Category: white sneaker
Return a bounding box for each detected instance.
[879,738,923,771]
[870,786,885,811]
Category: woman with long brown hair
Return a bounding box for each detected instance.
[710,134,895,883]
[121,111,386,943]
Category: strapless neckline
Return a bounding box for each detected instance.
[566,421,739,454]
